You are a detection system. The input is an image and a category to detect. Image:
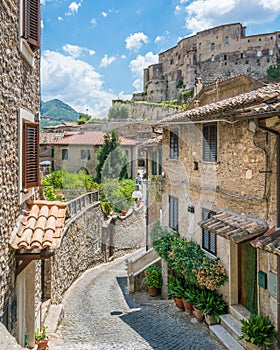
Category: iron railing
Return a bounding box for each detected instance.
[66,191,99,217]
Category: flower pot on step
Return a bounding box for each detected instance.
[35,339,49,350]
[245,342,262,350]
[193,306,204,322]
[182,299,193,311]
[174,297,184,309]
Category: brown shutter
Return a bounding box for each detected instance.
[23,0,41,51]
[23,119,40,188]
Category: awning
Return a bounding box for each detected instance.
[198,211,268,243]
[251,226,280,256]
[10,200,69,251]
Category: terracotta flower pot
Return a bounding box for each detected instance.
[174,297,184,309]
[193,306,204,322]
[245,342,262,350]
[148,286,158,297]
[182,299,193,311]
[35,339,49,350]
[205,314,218,325]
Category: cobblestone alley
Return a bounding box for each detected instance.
[48,251,226,350]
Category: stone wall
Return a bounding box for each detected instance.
[0,0,40,335]
[139,22,280,103]
[50,204,105,304]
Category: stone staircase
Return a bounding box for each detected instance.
[210,304,250,350]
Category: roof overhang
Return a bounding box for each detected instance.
[198,210,268,243]
[251,226,280,256]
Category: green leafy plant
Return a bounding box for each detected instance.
[101,201,111,216]
[239,314,276,349]
[144,265,162,288]
[200,291,227,322]
[35,326,47,341]
[167,275,185,299]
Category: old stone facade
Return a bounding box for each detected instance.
[0,0,40,346]
[135,22,280,103]
[153,83,280,344]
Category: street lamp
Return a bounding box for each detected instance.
[132,184,142,206]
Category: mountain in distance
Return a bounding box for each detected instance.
[41,99,80,128]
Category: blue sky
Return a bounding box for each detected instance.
[40,0,280,118]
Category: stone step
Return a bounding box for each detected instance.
[229,304,250,322]
[220,314,243,341]
[44,304,64,335]
[210,324,245,350]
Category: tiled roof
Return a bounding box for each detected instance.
[140,135,162,147]
[198,211,268,243]
[10,200,69,250]
[155,83,280,125]
[51,131,138,146]
[251,226,280,256]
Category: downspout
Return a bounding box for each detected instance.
[255,118,280,340]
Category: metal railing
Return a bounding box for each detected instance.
[66,191,99,217]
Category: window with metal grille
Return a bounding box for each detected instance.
[202,208,217,255]
[62,149,68,160]
[170,131,179,160]
[152,151,157,175]
[81,149,90,160]
[169,196,178,232]
[202,123,217,162]
[22,119,39,188]
[158,148,162,175]
[22,0,40,51]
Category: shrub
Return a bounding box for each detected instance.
[144,265,162,288]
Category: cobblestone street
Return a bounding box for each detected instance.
[49,251,226,350]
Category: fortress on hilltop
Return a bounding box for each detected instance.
[132,23,280,103]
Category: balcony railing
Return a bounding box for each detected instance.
[66,191,99,217]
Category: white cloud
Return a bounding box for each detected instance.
[41,50,116,118]
[125,32,149,51]
[62,44,95,58]
[101,11,108,17]
[66,1,82,16]
[100,54,116,67]
[129,52,158,91]
[181,0,280,33]
[121,55,126,60]
[58,16,63,22]
[41,20,44,29]
[90,17,97,27]
[154,36,164,43]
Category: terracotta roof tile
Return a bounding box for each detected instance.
[198,210,268,243]
[10,200,69,251]
[155,83,280,125]
[251,226,280,256]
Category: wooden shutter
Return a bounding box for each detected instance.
[23,119,39,188]
[169,196,178,232]
[170,131,179,159]
[152,151,157,175]
[203,124,217,161]
[202,208,217,255]
[23,0,41,51]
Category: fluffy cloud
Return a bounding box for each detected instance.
[129,52,158,91]
[90,17,97,27]
[101,11,108,17]
[62,44,96,58]
[125,32,149,51]
[180,0,280,33]
[66,1,82,16]
[154,36,164,43]
[41,50,116,118]
[99,54,116,67]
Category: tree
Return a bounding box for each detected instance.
[108,102,129,120]
[96,130,122,183]
[266,65,280,82]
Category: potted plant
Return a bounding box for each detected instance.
[167,275,185,308]
[35,326,48,350]
[144,265,162,296]
[201,291,227,325]
[182,284,199,311]
[239,313,276,350]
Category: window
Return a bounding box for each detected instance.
[22,119,39,188]
[199,54,202,62]
[158,148,162,175]
[170,131,179,160]
[211,54,215,62]
[198,43,202,50]
[241,53,244,59]
[225,36,229,44]
[202,123,217,162]
[202,208,216,255]
[170,59,174,65]
[152,151,157,175]
[269,49,273,56]
[211,43,215,50]
[81,149,90,160]
[169,196,178,232]
[62,149,68,160]
[20,0,41,65]
[224,54,227,61]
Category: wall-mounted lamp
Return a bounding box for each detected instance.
[132,184,142,200]
[187,205,194,213]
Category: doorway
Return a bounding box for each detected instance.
[238,241,258,314]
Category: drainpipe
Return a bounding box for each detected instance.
[255,118,280,340]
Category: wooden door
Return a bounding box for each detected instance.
[238,241,258,314]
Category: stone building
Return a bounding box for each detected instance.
[153,82,280,347]
[0,0,42,347]
[135,22,280,103]
[46,130,139,179]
